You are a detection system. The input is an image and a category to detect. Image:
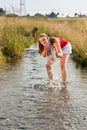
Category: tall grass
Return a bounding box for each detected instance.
[0,16,87,67]
[2,24,25,58]
[0,17,36,58]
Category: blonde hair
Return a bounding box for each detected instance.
[37,33,49,54]
[37,33,49,44]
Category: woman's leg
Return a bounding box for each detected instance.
[46,55,56,80]
[60,54,70,86]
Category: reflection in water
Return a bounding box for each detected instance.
[34,86,77,130]
[0,49,87,130]
[32,85,68,129]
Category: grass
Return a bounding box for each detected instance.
[0,16,87,67]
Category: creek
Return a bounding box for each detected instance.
[0,45,87,130]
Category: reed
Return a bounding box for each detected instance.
[0,16,87,67]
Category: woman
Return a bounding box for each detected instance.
[37,33,72,88]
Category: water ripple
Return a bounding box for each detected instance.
[0,49,87,130]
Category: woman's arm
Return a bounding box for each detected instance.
[53,38,63,58]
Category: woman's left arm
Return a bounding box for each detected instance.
[53,39,63,58]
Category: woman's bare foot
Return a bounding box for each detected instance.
[60,83,67,91]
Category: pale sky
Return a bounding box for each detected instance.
[0,0,87,16]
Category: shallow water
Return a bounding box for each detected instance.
[0,47,87,130]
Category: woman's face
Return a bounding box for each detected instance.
[39,36,48,46]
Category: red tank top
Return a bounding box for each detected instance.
[59,38,68,48]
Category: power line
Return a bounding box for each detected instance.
[20,0,26,16]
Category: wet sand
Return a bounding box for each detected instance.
[0,49,87,130]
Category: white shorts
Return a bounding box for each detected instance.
[62,42,72,54]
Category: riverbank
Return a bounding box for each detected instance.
[0,16,87,67]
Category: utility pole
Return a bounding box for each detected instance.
[20,0,26,16]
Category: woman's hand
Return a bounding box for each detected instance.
[53,38,63,58]
[56,52,63,58]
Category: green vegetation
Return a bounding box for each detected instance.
[0,8,6,15]
[0,16,87,68]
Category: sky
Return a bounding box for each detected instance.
[0,0,87,16]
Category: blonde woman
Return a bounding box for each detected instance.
[37,33,72,89]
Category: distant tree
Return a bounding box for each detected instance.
[46,11,57,18]
[74,12,86,17]
[66,15,70,18]
[57,12,59,17]
[62,13,64,17]
[0,8,6,15]
[34,13,44,17]
[26,14,30,17]
[78,13,86,17]
[74,13,78,17]
[6,13,18,17]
